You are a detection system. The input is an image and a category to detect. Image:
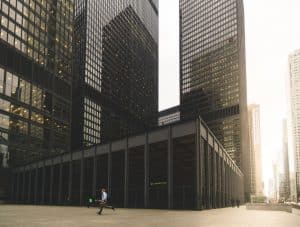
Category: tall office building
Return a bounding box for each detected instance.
[279,119,290,200]
[288,49,300,201]
[179,0,250,199]
[0,0,74,166]
[248,104,263,196]
[0,0,74,200]
[72,0,158,149]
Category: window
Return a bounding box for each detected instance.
[0,113,9,129]
[2,3,9,15]
[0,68,4,93]
[1,16,8,27]
[4,72,19,97]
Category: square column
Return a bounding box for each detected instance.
[168,126,173,209]
[124,138,129,207]
[195,119,203,210]
[206,145,211,209]
[49,165,54,204]
[92,147,97,196]
[16,172,20,203]
[34,167,38,204]
[41,165,46,204]
[58,161,63,204]
[108,143,112,192]
[217,155,222,208]
[68,160,72,203]
[79,150,84,205]
[27,171,31,203]
[144,133,149,208]
[212,148,217,208]
[21,171,25,203]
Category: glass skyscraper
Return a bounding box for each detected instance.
[248,104,263,196]
[0,0,74,167]
[179,0,250,199]
[72,0,158,149]
[288,49,300,202]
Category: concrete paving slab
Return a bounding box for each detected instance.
[0,205,299,227]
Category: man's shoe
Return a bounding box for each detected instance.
[112,207,115,211]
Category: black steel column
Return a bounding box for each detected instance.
[27,171,31,203]
[167,126,173,209]
[233,171,236,201]
[15,171,20,203]
[225,163,228,206]
[206,142,211,209]
[227,164,230,205]
[92,146,97,196]
[11,172,15,202]
[68,159,72,204]
[41,163,46,204]
[199,129,204,210]
[108,143,112,192]
[144,132,149,208]
[222,158,225,207]
[212,146,217,208]
[21,171,25,203]
[49,164,54,204]
[58,159,63,204]
[16,172,20,203]
[195,119,201,210]
[80,150,84,205]
[124,138,129,207]
[230,168,233,202]
[228,167,232,203]
[218,155,222,208]
[34,166,38,204]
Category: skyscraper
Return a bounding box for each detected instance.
[288,49,300,202]
[0,0,74,166]
[72,0,158,149]
[0,0,74,200]
[248,104,263,196]
[278,119,290,201]
[179,0,250,199]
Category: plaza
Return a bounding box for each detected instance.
[0,205,300,227]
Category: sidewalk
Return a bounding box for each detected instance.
[0,205,299,227]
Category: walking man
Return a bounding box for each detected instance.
[97,187,115,215]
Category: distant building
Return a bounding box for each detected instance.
[279,119,290,200]
[248,104,263,196]
[288,49,300,202]
[158,106,180,126]
[272,162,279,201]
[179,0,251,200]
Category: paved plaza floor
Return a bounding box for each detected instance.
[0,205,299,227]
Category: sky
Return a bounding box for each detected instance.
[159,0,300,195]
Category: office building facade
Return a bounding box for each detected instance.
[288,50,300,202]
[0,0,74,166]
[11,117,244,210]
[179,0,250,200]
[0,0,74,200]
[7,1,247,210]
[248,104,263,196]
[72,0,158,149]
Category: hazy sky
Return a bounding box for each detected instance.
[159,0,300,195]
